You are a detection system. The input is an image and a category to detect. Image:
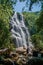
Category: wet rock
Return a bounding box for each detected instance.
[16,47,26,54]
[21,58,26,64]
[0,47,34,65]
[0,48,8,55]
[10,52,19,61]
[28,52,33,57]
[0,58,14,65]
[10,52,18,57]
[0,48,12,58]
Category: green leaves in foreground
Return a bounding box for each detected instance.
[0,0,13,48]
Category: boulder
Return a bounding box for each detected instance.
[0,48,11,55]
[16,47,26,54]
[3,58,14,65]
[9,52,19,61]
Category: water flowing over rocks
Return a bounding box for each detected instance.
[10,12,34,49]
[9,12,34,65]
[9,12,34,64]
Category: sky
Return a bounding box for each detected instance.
[13,0,41,13]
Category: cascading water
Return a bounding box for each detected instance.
[10,12,33,49]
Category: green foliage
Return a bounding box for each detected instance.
[23,12,39,34]
[33,11,43,49]
[0,0,14,48]
[23,12,43,49]
[32,34,43,49]
[36,11,43,31]
[0,19,10,47]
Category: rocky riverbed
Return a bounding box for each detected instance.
[0,47,43,65]
[0,47,32,65]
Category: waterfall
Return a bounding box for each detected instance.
[10,12,33,49]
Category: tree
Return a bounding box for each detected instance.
[36,11,43,31]
[0,0,15,48]
[23,11,43,50]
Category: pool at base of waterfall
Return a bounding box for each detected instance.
[27,57,43,65]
